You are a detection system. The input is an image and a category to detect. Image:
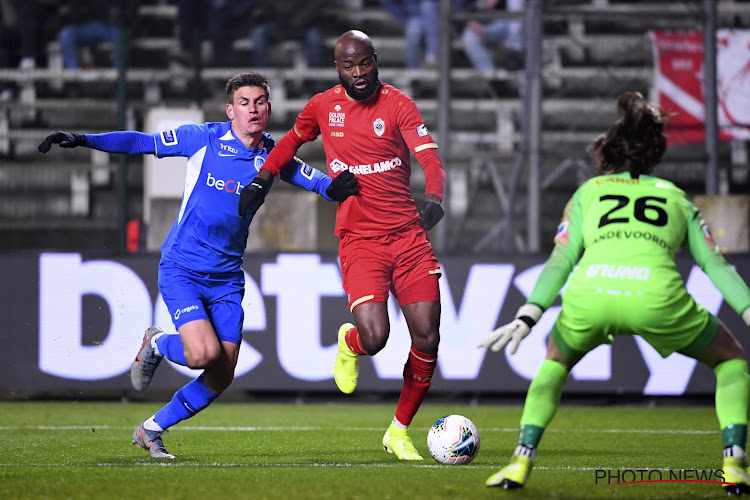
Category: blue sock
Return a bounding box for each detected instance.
[156,334,187,366]
[153,375,218,430]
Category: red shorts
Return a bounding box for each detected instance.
[339,223,442,311]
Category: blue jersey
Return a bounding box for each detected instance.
[150,121,332,273]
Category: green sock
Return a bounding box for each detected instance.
[518,359,569,448]
[715,359,750,449]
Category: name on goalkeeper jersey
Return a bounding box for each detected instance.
[329,157,402,175]
[590,229,672,251]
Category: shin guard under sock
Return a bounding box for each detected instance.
[153,375,219,430]
[394,346,437,426]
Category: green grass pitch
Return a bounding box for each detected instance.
[0,401,736,499]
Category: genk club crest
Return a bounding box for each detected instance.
[373,118,385,137]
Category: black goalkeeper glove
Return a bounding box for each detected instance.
[38,132,87,153]
[238,176,269,217]
[418,200,444,230]
[325,170,359,201]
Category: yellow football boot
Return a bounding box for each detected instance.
[723,455,750,496]
[486,453,534,489]
[383,422,423,460]
[333,323,358,394]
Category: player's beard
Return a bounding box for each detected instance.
[339,68,379,101]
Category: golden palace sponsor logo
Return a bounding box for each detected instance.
[328,111,345,127]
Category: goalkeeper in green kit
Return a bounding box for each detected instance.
[479,91,750,495]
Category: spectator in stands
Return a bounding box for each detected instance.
[173,0,206,65]
[248,0,326,68]
[461,0,525,72]
[380,0,440,69]
[0,0,40,70]
[0,0,44,100]
[56,1,137,70]
[174,0,257,68]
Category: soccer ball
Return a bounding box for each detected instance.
[427,414,480,465]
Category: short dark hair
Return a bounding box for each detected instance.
[588,91,668,177]
[225,73,270,103]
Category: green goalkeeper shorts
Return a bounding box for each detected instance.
[551,285,718,359]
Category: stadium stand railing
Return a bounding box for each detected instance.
[0,0,748,251]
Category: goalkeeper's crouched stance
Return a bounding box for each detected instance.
[479,91,750,496]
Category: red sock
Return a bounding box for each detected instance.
[345,326,367,355]
[394,346,437,426]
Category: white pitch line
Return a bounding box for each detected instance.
[0,462,496,469]
[0,425,717,434]
[0,462,704,471]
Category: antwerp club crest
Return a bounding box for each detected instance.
[373,118,385,137]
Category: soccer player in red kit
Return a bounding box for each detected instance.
[239,30,446,460]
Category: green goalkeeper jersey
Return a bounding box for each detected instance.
[528,171,750,317]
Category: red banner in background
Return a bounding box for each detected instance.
[650,29,750,145]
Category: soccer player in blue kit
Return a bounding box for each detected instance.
[38,72,359,458]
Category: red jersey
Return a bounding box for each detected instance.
[270,83,443,238]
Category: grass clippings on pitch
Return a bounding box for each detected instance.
[0,401,734,499]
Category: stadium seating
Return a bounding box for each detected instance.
[0,0,748,251]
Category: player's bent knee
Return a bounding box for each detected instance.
[362,340,387,356]
[185,346,221,369]
[361,334,388,356]
[410,327,439,348]
[420,335,440,354]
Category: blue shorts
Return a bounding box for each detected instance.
[158,261,245,345]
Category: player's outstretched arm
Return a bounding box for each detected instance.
[479,303,543,354]
[279,159,359,202]
[38,132,86,152]
[684,209,750,325]
[39,130,156,155]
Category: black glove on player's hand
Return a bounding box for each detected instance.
[325,170,359,201]
[238,176,269,217]
[418,200,444,230]
[38,132,87,153]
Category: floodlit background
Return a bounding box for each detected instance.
[0,0,749,398]
[2,2,750,498]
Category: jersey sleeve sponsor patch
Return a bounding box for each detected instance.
[301,163,314,180]
[417,124,429,137]
[554,220,570,246]
[160,129,178,146]
[698,216,717,251]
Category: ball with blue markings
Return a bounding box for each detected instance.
[427,414,481,465]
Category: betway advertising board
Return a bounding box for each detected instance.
[2,252,749,396]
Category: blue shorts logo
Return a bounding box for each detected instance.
[174,304,199,320]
